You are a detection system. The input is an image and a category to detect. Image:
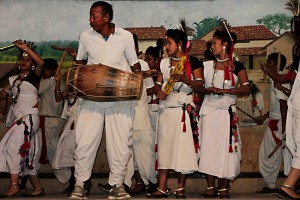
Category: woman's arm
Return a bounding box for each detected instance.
[261,63,290,84]
[54,73,67,102]
[274,82,291,97]
[213,69,251,95]
[0,84,11,101]
[13,40,44,77]
[182,68,210,94]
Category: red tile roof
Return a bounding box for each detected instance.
[189,40,266,56]
[235,47,266,55]
[190,39,207,56]
[125,26,167,40]
[230,25,277,41]
[124,25,276,56]
[202,25,278,41]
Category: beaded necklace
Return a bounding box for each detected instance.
[10,72,29,103]
[211,60,236,89]
[171,56,181,61]
[215,57,229,63]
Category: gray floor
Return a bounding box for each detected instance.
[0,192,285,200]
[0,177,288,200]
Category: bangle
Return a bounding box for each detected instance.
[23,48,28,51]
[155,81,162,86]
[194,78,204,82]
[242,82,250,86]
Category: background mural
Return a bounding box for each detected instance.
[0,0,292,62]
[0,0,291,41]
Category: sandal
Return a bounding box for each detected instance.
[21,187,45,197]
[146,187,168,198]
[198,187,218,198]
[0,183,20,198]
[218,188,230,199]
[173,188,186,199]
[277,184,300,200]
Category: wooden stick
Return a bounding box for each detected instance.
[268,141,283,158]
[55,50,68,76]
[268,132,285,158]
[236,106,256,121]
[51,45,68,51]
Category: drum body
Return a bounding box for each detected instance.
[66,64,143,102]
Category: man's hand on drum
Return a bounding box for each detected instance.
[134,71,144,79]
[157,91,167,100]
[66,48,77,59]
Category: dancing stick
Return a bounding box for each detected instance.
[268,132,286,158]
[236,106,256,121]
[51,45,68,51]
[55,50,68,76]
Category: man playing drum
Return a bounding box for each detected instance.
[69,1,140,200]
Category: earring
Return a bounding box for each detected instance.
[17,65,21,69]
[31,66,35,71]
[179,46,181,51]
[222,46,226,54]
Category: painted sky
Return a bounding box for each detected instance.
[0,0,291,42]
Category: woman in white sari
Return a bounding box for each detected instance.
[198,29,250,198]
[147,28,206,199]
[0,40,45,197]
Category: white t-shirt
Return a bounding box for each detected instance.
[76,26,138,72]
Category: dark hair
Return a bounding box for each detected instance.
[249,80,260,103]
[267,53,287,71]
[91,1,113,22]
[145,46,159,60]
[166,29,188,52]
[43,58,58,71]
[132,33,138,50]
[291,16,300,71]
[249,80,260,94]
[156,38,166,57]
[213,29,237,54]
[204,41,215,61]
[156,38,165,49]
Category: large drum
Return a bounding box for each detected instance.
[66,64,143,102]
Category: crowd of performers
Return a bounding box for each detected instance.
[1,1,300,200]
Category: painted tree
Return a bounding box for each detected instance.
[256,13,292,36]
[193,16,220,40]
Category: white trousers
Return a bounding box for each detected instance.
[132,129,157,185]
[124,129,158,187]
[44,117,66,164]
[259,121,283,189]
[74,101,134,186]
